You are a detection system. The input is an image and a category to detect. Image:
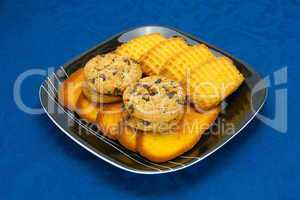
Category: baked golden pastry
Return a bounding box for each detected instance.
[123,76,185,123]
[84,53,142,99]
[160,44,215,83]
[96,103,123,140]
[139,37,189,75]
[188,57,244,110]
[118,126,138,152]
[115,33,167,60]
[76,93,101,123]
[58,68,84,111]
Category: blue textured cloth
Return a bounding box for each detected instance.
[1,0,299,199]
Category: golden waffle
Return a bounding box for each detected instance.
[115,33,167,60]
[160,44,215,83]
[139,37,190,75]
[188,56,244,110]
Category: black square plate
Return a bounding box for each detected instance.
[39,26,267,174]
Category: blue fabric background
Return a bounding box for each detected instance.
[1,0,299,199]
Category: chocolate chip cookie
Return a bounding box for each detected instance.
[123,111,182,132]
[82,82,122,103]
[123,76,186,122]
[84,53,142,96]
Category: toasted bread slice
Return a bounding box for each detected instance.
[189,57,244,110]
[95,102,138,149]
[96,103,123,140]
[118,126,138,152]
[76,93,101,123]
[58,68,84,111]
[137,106,220,163]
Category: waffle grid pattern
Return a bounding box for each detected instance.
[115,33,167,60]
[160,44,215,83]
[139,37,190,75]
[188,57,244,109]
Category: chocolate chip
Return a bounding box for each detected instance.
[142,95,150,101]
[132,59,139,65]
[149,88,158,96]
[112,71,117,75]
[154,78,162,84]
[167,91,176,99]
[106,90,112,95]
[142,84,150,89]
[143,120,151,126]
[99,74,106,81]
[113,88,122,95]
[90,78,96,84]
[123,58,131,65]
[162,85,170,92]
[127,104,134,114]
